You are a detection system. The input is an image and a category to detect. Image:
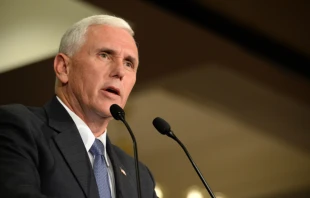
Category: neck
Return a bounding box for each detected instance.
[56,90,112,137]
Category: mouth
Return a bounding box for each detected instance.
[103,86,120,96]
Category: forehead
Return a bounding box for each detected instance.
[84,25,138,57]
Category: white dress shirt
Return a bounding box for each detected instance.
[57,97,115,198]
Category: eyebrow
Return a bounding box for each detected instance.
[98,48,138,66]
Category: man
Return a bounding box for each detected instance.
[0,15,158,198]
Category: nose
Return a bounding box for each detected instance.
[110,58,125,80]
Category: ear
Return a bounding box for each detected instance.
[54,53,70,84]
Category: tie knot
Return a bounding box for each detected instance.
[90,139,104,156]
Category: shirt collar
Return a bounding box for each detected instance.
[56,96,110,166]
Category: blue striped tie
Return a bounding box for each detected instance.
[90,139,111,198]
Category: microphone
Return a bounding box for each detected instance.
[152,117,216,198]
[110,104,141,198]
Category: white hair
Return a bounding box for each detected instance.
[59,15,134,57]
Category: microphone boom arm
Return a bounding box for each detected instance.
[167,131,216,198]
[110,104,142,198]
[119,117,142,198]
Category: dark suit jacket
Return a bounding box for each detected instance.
[0,96,157,198]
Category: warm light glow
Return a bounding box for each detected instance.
[187,189,204,198]
[155,185,163,198]
[215,192,226,198]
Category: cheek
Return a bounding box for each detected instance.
[124,77,136,95]
[128,75,136,87]
[76,61,100,82]
[69,68,98,94]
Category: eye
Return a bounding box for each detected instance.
[124,61,134,68]
[100,53,109,59]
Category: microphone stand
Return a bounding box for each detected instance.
[119,116,142,198]
[166,130,216,198]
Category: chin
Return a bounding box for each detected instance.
[95,98,123,116]
[99,102,119,117]
[98,109,112,118]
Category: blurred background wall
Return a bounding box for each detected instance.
[0,0,310,197]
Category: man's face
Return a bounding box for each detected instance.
[67,25,138,118]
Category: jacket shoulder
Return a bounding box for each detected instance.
[0,103,45,125]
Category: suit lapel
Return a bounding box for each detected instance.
[106,137,136,198]
[44,96,99,198]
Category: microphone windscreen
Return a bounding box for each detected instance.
[110,104,125,120]
[152,117,171,135]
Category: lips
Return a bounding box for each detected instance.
[103,86,120,96]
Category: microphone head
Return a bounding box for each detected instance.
[110,104,125,120]
[152,117,171,135]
